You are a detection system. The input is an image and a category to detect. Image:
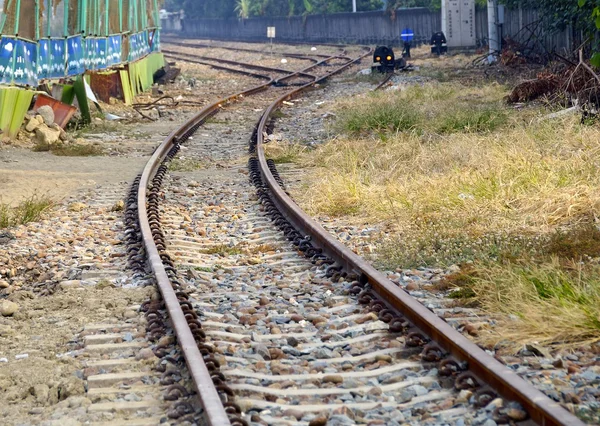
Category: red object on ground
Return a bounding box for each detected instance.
[33,94,77,128]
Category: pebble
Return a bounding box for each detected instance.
[322,375,344,384]
[135,348,156,361]
[308,416,328,426]
[0,300,19,316]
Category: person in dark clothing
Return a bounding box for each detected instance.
[430,31,447,56]
[402,41,411,58]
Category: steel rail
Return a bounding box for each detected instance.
[252,59,586,426]
[163,38,340,61]
[374,71,394,91]
[163,53,275,81]
[137,73,278,426]
[162,48,316,80]
[137,48,360,425]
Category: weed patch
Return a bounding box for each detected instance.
[295,100,600,346]
[169,158,205,172]
[264,140,307,164]
[472,260,600,346]
[0,195,55,229]
[200,244,243,256]
[33,142,104,156]
[334,83,509,137]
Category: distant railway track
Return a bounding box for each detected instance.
[131,42,583,425]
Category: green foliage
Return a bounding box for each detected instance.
[0,195,55,229]
[183,0,382,17]
[235,0,251,18]
[501,0,596,34]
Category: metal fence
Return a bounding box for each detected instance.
[174,7,573,53]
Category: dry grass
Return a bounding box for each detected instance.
[0,195,55,229]
[169,157,205,171]
[470,260,600,347]
[334,83,509,137]
[292,82,600,346]
[264,140,307,164]
[33,142,105,156]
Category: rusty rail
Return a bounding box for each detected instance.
[252,57,585,426]
[137,49,365,425]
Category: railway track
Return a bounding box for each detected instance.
[124,42,585,426]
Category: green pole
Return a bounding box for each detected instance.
[118,0,122,32]
[152,0,159,27]
[95,0,99,34]
[64,0,69,36]
[128,0,132,32]
[0,0,14,34]
[35,0,40,40]
[105,0,109,35]
[46,0,51,36]
[14,0,21,34]
[80,0,86,34]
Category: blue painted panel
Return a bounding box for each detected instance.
[38,39,51,79]
[67,35,85,76]
[107,35,122,66]
[49,39,66,78]
[0,37,17,84]
[96,38,108,69]
[13,39,37,87]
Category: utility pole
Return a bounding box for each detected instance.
[487,0,499,63]
[352,0,356,13]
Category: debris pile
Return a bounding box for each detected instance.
[22,106,69,146]
[506,51,600,113]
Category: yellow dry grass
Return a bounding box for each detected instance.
[292,82,600,347]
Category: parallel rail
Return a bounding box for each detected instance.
[138,42,583,426]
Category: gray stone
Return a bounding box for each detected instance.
[255,344,271,360]
[135,347,156,360]
[36,106,55,125]
[326,415,355,426]
[410,384,428,396]
[313,347,334,359]
[525,343,552,358]
[396,388,415,403]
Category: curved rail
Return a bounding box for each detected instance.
[137,72,278,425]
[252,58,585,426]
[137,49,365,425]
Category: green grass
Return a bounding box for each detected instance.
[334,82,509,137]
[0,195,55,229]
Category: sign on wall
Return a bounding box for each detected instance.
[443,0,475,47]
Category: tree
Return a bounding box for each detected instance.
[235,0,251,18]
[577,0,600,66]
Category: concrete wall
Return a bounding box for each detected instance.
[167,7,573,53]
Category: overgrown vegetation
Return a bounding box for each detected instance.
[33,142,104,156]
[264,140,307,163]
[293,82,600,347]
[0,195,55,229]
[335,83,509,136]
